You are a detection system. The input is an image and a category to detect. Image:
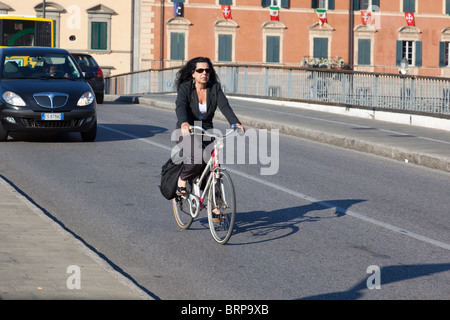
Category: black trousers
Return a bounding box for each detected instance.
[175,133,213,182]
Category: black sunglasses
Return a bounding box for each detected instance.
[195,68,211,74]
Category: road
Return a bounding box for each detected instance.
[0,100,449,300]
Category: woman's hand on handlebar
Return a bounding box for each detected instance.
[181,122,191,136]
[232,123,245,135]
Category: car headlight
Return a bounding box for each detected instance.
[77,91,95,106]
[2,91,26,107]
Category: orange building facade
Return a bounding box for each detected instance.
[143,0,450,77]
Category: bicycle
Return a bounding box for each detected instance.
[172,124,242,244]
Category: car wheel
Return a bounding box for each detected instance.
[96,92,104,104]
[0,122,8,141]
[81,121,97,142]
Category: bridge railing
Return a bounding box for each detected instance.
[105,64,450,116]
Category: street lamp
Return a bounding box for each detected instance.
[400,57,409,75]
[42,0,46,18]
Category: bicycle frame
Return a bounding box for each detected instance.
[186,126,237,218]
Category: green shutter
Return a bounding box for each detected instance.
[415,41,422,67]
[266,36,280,63]
[328,0,335,10]
[218,34,232,62]
[91,21,107,50]
[261,0,270,8]
[358,39,371,65]
[439,42,447,67]
[281,0,290,8]
[313,38,328,59]
[353,0,360,11]
[219,0,232,5]
[372,0,380,9]
[396,40,403,66]
[170,33,185,61]
[403,0,415,12]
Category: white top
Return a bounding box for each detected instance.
[198,102,207,120]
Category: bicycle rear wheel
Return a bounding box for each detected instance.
[173,183,193,229]
[207,169,236,244]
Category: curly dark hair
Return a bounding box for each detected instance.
[174,57,218,90]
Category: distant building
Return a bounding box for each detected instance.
[139,0,450,77]
[1,0,132,76]
[8,1,450,77]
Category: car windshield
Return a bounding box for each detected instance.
[72,55,98,68]
[2,53,82,80]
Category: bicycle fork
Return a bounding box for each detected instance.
[212,170,228,210]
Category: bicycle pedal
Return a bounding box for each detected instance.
[212,213,224,223]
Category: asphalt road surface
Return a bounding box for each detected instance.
[0,100,449,300]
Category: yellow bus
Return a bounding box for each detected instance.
[0,16,53,48]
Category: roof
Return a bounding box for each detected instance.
[0,47,69,55]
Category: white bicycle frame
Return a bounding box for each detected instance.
[186,125,239,218]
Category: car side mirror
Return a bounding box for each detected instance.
[84,72,95,79]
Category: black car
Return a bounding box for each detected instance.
[71,53,104,104]
[0,47,97,141]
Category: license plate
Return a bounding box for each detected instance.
[41,113,64,121]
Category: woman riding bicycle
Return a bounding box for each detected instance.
[174,57,245,196]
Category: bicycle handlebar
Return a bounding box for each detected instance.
[189,124,244,138]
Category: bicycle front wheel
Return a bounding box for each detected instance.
[207,169,236,244]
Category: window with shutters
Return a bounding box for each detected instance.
[396,40,422,67]
[313,38,328,59]
[358,39,371,65]
[439,28,450,68]
[87,5,115,52]
[214,18,237,63]
[167,17,191,65]
[403,0,415,13]
[396,25,421,68]
[218,34,232,62]
[311,0,330,9]
[353,0,380,10]
[443,42,450,67]
[170,32,185,61]
[354,24,376,69]
[91,22,107,50]
[266,36,280,63]
[261,20,285,63]
[261,0,290,8]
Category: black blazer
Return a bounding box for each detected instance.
[175,80,240,130]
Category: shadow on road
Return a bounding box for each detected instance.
[298,263,450,300]
[231,199,366,245]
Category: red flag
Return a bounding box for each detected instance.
[221,5,231,19]
[361,10,371,25]
[405,12,415,26]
